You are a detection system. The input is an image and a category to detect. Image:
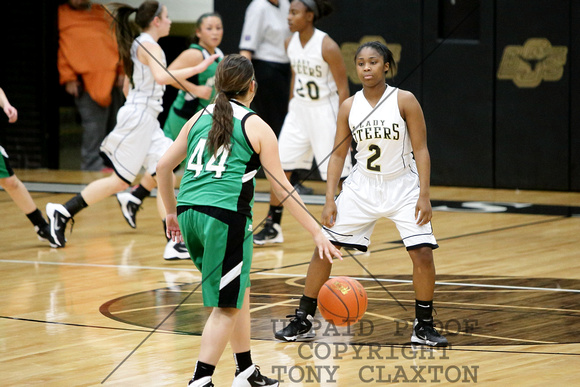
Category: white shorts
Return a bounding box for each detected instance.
[322,163,438,251]
[100,104,173,184]
[278,96,351,181]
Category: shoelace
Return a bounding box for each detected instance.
[420,323,442,336]
[257,216,274,231]
[127,201,143,214]
[286,313,309,326]
[67,216,75,236]
[285,313,301,322]
[251,366,274,382]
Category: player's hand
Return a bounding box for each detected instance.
[165,213,183,242]
[415,196,433,226]
[192,85,213,100]
[196,53,220,73]
[321,201,337,228]
[3,104,17,123]
[313,230,342,264]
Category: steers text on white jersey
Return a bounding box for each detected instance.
[348,85,413,178]
[287,28,337,102]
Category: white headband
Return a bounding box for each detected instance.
[154,3,163,17]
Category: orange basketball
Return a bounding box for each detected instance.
[318,276,368,327]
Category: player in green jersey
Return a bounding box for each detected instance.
[156,54,341,387]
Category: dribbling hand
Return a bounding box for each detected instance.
[314,231,342,264]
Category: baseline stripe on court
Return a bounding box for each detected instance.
[2,259,579,294]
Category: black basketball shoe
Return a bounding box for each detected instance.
[294,182,314,195]
[35,224,57,247]
[116,192,142,228]
[274,309,316,342]
[187,376,213,387]
[253,219,283,245]
[232,365,278,387]
[46,203,72,248]
[411,318,449,347]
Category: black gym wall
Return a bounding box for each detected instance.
[2,0,578,191]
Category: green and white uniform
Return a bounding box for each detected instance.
[177,100,261,309]
[0,146,14,179]
[163,44,224,140]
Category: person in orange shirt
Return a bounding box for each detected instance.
[58,0,125,171]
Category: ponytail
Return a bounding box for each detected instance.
[299,0,333,23]
[109,3,138,82]
[108,1,162,85]
[208,92,233,155]
[207,54,254,156]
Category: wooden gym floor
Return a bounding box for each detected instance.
[1,169,580,386]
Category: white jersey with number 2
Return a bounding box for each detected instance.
[349,85,414,179]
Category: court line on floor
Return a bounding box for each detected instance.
[17,181,580,211]
[363,311,558,345]
[0,259,201,272]
[2,315,579,357]
[259,272,580,293]
[3,258,579,293]
[0,314,185,335]
[18,182,328,205]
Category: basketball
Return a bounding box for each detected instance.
[318,276,368,327]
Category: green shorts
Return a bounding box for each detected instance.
[177,205,253,309]
[0,146,14,179]
[162,107,188,141]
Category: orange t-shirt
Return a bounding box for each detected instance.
[57,3,123,107]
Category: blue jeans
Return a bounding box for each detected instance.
[74,87,124,171]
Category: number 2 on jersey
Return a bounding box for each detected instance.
[296,79,320,100]
[367,144,381,172]
[187,138,229,178]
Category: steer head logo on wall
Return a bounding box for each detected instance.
[341,36,401,84]
[497,38,568,88]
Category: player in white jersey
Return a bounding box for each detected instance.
[45,1,217,260]
[253,0,352,245]
[275,41,448,347]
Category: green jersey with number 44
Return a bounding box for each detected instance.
[177,101,261,217]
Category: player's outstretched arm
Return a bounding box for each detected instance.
[248,115,342,263]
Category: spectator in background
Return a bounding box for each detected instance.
[58,0,125,171]
[0,87,55,245]
[239,0,314,195]
[239,0,290,139]
[47,1,217,261]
